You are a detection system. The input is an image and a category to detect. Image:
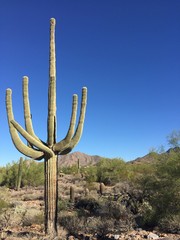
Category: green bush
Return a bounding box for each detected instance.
[137,151,180,229]
[0,160,44,188]
[21,160,44,187]
[0,199,11,214]
[58,198,71,211]
[83,166,97,183]
[158,214,180,233]
[96,158,127,185]
[0,162,18,188]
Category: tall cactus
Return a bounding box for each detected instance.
[5,18,87,238]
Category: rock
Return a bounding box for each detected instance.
[160,238,174,240]
[147,233,159,239]
[114,235,120,239]
[68,236,74,240]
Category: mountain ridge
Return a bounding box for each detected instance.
[58,147,180,167]
[58,151,102,167]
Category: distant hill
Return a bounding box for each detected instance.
[57,147,180,167]
[58,151,102,167]
[129,147,180,165]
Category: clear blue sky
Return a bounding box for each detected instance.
[0,0,180,166]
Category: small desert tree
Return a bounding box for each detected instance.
[167,130,180,148]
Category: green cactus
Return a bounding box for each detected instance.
[100,182,105,195]
[77,158,80,174]
[70,186,75,203]
[6,18,87,238]
[84,187,89,197]
[16,157,23,191]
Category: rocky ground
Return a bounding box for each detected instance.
[67,230,180,240]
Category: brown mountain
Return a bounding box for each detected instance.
[58,151,102,167]
[57,147,180,167]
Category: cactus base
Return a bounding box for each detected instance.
[44,154,58,237]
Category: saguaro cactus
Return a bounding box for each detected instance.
[6,18,87,238]
[99,182,105,195]
[77,158,80,174]
[16,157,23,191]
[70,186,75,203]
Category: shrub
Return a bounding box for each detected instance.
[158,214,180,233]
[21,160,44,187]
[83,166,97,183]
[0,199,11,214]
[0,160,44,188]
[58,213,84,236]
[58,198,71,211]
[22,211,44,226]
[96,158,127,185]
[95,217,115,237]
[23,193,44,201]
[75,197,101,216]
[137,151,180,228]
[77,197,135,232]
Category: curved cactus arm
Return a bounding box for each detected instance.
[11,119,54,157]
[64,94,78,141]
[47,18,56,146]
[6,89,44,160]
[69,87,87,147]
[53,94,78,153]
[57,87,87,155]
[23,76,44,144]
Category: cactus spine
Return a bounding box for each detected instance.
[16,157,23,191]
[6,18,87,238]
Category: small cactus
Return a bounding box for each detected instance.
[84,187,89,197]
[100,182,105,195]
[77,158,80,174]
[70,186,75,202]
[16,157,23,191]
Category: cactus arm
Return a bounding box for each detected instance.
[6,89,44,160]
[53,94,78,152]
[23,76,42,142]
[67,87,87,148]
[47,18,56,146]
[54,87,87,155]
[64,94,78,141]
[11,119,54,157]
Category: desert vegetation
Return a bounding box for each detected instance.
[0,148,179,239]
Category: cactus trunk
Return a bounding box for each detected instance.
[44,154,58,236]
